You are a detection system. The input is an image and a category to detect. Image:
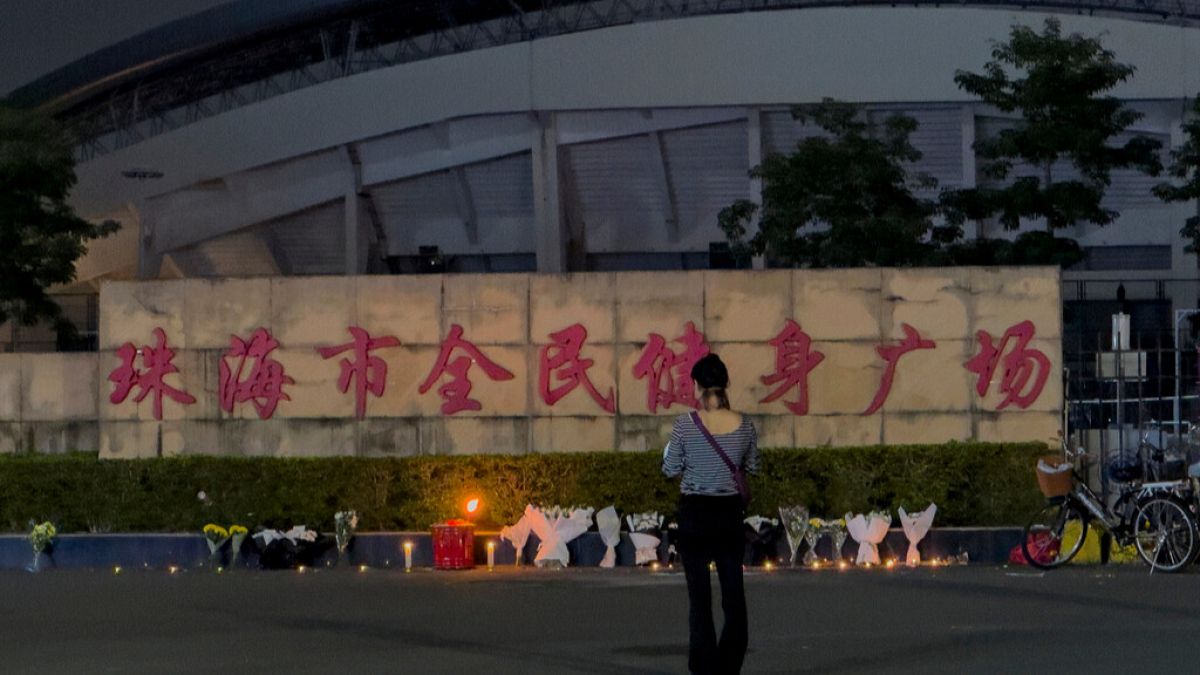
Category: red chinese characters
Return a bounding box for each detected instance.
[538,323,615,413]
[760,320,825,416]
[316,327,401,419]
[108,327,196,420]
[862,323,936,416]
[219,328,293,419]
[965,320,1051,410]
[420,324,515,415]
[632,321,710,413]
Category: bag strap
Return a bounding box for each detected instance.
[689,412,740,475]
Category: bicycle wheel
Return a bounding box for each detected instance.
[1132,497,1198,573]
[1022,500,1088,569]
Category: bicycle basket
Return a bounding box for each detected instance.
[1036,456,1073,498]
[1106,455,1143,484]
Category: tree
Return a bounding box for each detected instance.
[944,18,1162,246]
[719,99,952,268]
[0,106,117,334]
[1153,97,1200,254]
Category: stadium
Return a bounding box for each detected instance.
[4,0,1200,356]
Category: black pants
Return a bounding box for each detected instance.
[676,494,748,675]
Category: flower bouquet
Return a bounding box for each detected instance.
[743,516,782,566]
[334,510,359,564]
[27,521,56,573]
[500,512,532,566]
[228,525,249,569]
[252,525,332,570]
[845,511,892,565]
[898,504,937,567]
[595,506,621,568]
[804,518,824,565]
[778,506,810,566]
[526,505,593,568]
[626,512,664,566]
[822,519,848,563]
[203,524,230,568]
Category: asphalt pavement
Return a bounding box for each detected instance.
[1,564,1196,674]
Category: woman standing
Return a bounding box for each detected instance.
[662,353,759,675]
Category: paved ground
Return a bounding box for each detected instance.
[2,564,1197,674]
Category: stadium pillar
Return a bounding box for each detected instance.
[960,105,979,239]
[136,203,164,279]
[533,113,568,273]
[746,108,766,270]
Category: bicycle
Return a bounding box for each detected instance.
[1022,433,1199,573]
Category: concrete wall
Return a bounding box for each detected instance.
[0,268,1062,456]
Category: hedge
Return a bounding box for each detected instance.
[0,443,1047,533]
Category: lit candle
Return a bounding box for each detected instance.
[404,542,413,572]
[113,566,122,575]
[487,541,495,570]
[764,561,774,571]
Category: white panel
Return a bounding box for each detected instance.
[370,154,534,256]
[762,109,827,156]
[976,118,1167,211]
[873,104,964,190]
[263,201,345,275]
[1104,131,1172,210]
[371,171,465,255]
[147,148,348,253]
[170,230,279,277]
[661,121,750,249]
[463,153,535,252]
[566,135,669,252]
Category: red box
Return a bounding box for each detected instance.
[432,520,475,570]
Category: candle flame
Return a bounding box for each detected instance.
[466,498,480,514]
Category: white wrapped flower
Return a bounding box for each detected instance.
[898,504,937,567]
[845,511,892,565]
[595,506,621,568]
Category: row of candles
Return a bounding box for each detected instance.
[111,539,499,575]
[112,552,963,575]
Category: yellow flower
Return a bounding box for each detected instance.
[203,524,229,539]
[808,518,824,527]
[228,525,248,536]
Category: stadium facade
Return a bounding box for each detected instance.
[5,0,1200,352]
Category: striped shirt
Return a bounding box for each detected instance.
[661,413,759,496]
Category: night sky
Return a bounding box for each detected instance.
[0,0,231,97]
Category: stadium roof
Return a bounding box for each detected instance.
[8,0,1200,159]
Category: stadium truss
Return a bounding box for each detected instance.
[9,0,1200,160]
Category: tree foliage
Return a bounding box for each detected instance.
[719,99,946,267]
[1154,97,1200,253]
[943,17,1162,233]
[0,106,117,329]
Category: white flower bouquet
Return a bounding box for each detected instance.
[898,504,937,567]
[845,511,892,565]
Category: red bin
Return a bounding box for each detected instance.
[432,520,475,570]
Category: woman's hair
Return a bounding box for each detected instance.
[691,353,730,410]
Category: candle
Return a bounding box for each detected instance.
[487,541,495,570]
[404,542,413,572]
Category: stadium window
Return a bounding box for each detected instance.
[1070,245,1172,272]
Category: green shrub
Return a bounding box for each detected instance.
[0,442,1046,532]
